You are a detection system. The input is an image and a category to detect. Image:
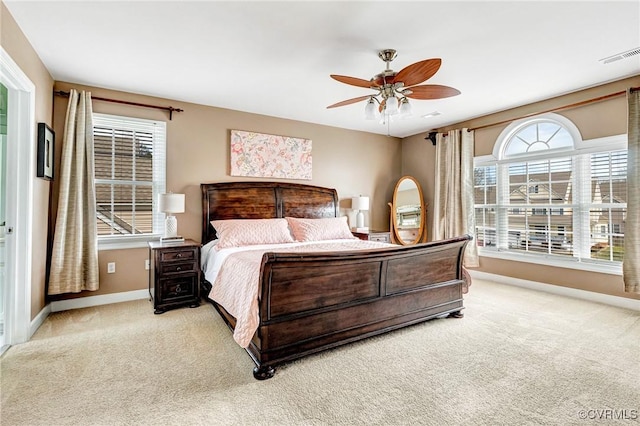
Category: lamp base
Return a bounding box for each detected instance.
[164,215,178,238]
[160,236,184,244]
[356,211,365,229]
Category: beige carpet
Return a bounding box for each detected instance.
[1,279,639,426]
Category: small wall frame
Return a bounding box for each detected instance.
[37,123,54,180]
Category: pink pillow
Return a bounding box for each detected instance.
[210,218,294,249]
[286,216,356,242]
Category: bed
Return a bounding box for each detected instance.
[201,181,472,379]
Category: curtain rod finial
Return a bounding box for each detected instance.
[425,131,437,146]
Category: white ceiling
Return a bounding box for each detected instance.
[5,1,640,138]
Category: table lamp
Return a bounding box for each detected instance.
[158,193,185,241]
[351,196,369,230]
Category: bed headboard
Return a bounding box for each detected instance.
[201,181,339,244]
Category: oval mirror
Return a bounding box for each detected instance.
[391,176,425,245]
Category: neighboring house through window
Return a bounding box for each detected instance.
[474,113,627,272]
[93,113,166,249]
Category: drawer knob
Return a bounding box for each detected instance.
[176,285,182,293]
[176,266,182,271]
[176,253,182,258]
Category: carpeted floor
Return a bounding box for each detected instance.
[1,279,639,426]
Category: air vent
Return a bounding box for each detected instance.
[599,47,640,64]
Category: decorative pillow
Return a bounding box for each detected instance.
[210,218,294,249]
[286,216,356,242]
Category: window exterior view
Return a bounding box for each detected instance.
[474,115,627,266]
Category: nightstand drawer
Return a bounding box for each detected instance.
[159,261,198,275]
[160,248,197,262]
[352,230,391,243]
[159,275,198,302]
[369,234,391,243]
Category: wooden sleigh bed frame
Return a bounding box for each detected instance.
[201,181,471,379]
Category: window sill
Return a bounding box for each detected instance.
[98,235,162,251]
[478,249,622,276]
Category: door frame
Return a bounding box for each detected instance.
[0,46,35,345]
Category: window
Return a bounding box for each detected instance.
[474,113,626,272]
[93,114,166,248]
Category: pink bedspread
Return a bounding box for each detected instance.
[209,239,394,348]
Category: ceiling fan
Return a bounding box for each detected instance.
[327,49,460,120]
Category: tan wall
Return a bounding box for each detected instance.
[400,134,436,241]
[396,188,419,206]
[50,81,402,300]
[1,2,55,319]
[402,75,640,300]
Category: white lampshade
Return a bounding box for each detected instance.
[364,98,377,120]
[158,193,185,214]
[385,96,399,115]
[399,98,413,117]
[351,196,369,211]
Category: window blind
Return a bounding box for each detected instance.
[93,114,166,238]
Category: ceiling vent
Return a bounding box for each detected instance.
[599,47,640,64]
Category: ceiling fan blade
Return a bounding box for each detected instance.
[327,95,371,109]
[393,58,442,87]
[404,85,461,100]
[330,74,378,88]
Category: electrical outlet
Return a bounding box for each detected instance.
[107,262,116,274]
[145,259,150,270]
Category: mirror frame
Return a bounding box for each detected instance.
[391,175,426,245]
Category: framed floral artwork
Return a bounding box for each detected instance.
[230,130,312,180]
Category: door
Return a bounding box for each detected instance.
[1,46,35,349]
[0,83,6,351]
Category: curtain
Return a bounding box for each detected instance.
[48,90,99,295]
[433,128,479,268]
[624,88,639,294]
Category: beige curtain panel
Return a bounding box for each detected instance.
[48,90,99,295]
[624,88,639,294]
[433,128,479,268]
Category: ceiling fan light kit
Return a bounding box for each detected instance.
[328,49,460,124]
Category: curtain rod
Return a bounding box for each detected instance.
[466,86,640,132]
[53,90,184,120]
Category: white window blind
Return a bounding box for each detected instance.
[93,113,166,244]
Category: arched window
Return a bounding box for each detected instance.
[474,113,627,271]
[494,113,581,159]
[503,121,574,157]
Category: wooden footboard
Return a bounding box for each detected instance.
[242,235,471,378]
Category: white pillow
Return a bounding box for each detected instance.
[286,216,356,242]
[210,218,294,249]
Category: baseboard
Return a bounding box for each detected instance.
[469,270,640,312]
[30,304,52,338]
[50,289,149,313]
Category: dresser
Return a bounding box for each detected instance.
[148,239,201,314]
[352,229,392,243]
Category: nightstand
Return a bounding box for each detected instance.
[352,229,392,243]
[148,239,201,314]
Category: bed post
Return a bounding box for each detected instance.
[253,365,276,380]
